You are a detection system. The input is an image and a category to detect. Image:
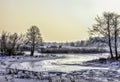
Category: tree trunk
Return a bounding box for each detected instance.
[115,33,118,60]
[31,49,34,56]
[31,44,35,56]
[114,18,118,60]
[31,37,35,56]
[107,16,114,59]
[108,36,114,59]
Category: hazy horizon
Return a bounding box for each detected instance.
[1,0,120,42]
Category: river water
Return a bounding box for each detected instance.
[11,53,109,72]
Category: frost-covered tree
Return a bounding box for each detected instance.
[112,14,120,60]
[0,31,8,55]
[26,26,42,56]
[89,12,120,60]
[0,32,24,55]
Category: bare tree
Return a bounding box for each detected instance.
[112,14,120,60]
[26,26,42,56]
[0,31,8,55]
[0,32,24,56]
[89,12,120,59]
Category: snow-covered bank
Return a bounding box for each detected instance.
[1,69,120,82]
[1,53,120,82]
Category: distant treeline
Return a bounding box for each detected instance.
[41,47,107,54]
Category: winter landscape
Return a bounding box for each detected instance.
[1,0,120,82]
[1,52,120,82]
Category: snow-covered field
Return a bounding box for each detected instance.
[0,53,120,82]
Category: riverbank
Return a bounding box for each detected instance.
[0,53,120,82]
[1,68,120,82]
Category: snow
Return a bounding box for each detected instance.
[0,53,120,82]
[8,53,109,72]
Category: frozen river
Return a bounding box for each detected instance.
[10,53,109,72]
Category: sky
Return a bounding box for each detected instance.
[0,0,120,42]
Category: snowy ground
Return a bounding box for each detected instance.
[0,53,120,82]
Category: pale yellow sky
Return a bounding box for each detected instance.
[0,0,120,42]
